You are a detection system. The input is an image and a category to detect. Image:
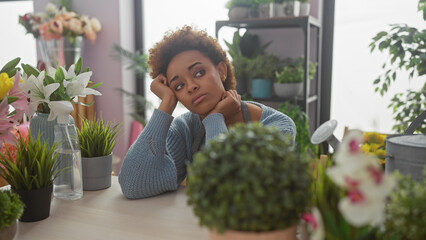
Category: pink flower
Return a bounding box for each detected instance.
[0,98,16,144]
[9,74,29,122]
[39,22,61,40]
[302,208,324,240]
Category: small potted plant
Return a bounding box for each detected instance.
[299,0,311,16]
[78,116,121,191]
[0,191,24,240]
[249,54,281,99]
[186,123,312,240]
[274,56,316,98]
[226,0,253,20]
[0,133,62,222]
[274,0,301,17]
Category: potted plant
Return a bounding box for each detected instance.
[0,133,62,222]
[274,56,317,98]
[249,54,281,99]
[278,102,317,156]
[225,0,253,20]
[78,116,121,191]
[186,123,312,240]
[274,0,301,17]
[299,0,311,16]
[0,191,24,240]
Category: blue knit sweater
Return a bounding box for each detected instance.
[118,102,296,199]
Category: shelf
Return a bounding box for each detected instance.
[216,16,321,36]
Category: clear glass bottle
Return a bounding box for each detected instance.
[53,123,83,200]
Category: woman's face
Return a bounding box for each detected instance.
[166,50,227,116]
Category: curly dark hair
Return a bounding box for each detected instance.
[148,26,236,90]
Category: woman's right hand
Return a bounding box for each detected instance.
[151,74,177,114]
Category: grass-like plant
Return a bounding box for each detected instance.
[0,133,61,191]
[77,117,122,158]
[186,122,312,233]
[0,191,24,230]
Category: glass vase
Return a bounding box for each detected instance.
[53,123,83,200]
[38,36,83,70]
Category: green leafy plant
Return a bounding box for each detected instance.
[225,0,269,9]
[369,0,426,133]
[112,44,150,125]
[380,171,426,240]
[0,133,62,191]
[275,56,317,83]
[278,102,317,155]
[248,54,281,80]
[77,116,122,158]
[0,191,24,230]
[186,122,312,233]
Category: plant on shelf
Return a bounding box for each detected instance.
[248,53,281,80]
[369,0,426,133]
[379,171,426,240]
[186,123,312,239]
[0,191,24,239]
[225,0,256,9]
[278,102,317,155]
[78,116,122,190]
[275,56,317,84]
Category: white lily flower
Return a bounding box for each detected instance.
[64,71,101,98]
[20,71,60,117]
[48,101,74,124]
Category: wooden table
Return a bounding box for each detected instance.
[10,177,208,240]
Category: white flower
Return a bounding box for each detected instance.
[48,101,74,124]
[302,207,325,240]
[63,72,101,98]
[20,71,60,117]
[45,3,57,14]
[90,18,102,32]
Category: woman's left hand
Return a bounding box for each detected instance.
[207,90,241,120]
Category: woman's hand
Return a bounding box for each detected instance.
[207,90,241,121]
[151,74,177,114]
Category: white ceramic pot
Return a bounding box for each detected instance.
[274,82,303,98]
[300,3,311,16]
[275,1,301,17]
[228,7,249,20]
[258,4,271,18]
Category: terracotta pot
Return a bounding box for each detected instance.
[209,225,297,240]
[0,220,17,240]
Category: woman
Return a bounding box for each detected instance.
[119,26,296,199]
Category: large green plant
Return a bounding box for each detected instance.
[369,0,426,133]
[0,133,62,190]
[0,191,24,230]
[380,171,426,240]
[186,123,312,233]
[248,54,281,80]
[278,102,317,155]
[77,117,122,158]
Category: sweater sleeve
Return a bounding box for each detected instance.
[118,109,183,199]
[202,113,228,146]
[260,106,297,143]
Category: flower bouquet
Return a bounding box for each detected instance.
[305,130,396,240]
[19,2,101,43]
[19,1,102,70]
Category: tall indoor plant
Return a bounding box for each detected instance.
[0,133,62,222]
[369,0,426,133]
[78,117,121,190]
[186,123,312,239]
[0,191,24,240]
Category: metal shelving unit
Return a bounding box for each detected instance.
[216,16,322,132]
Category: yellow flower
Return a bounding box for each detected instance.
[0,72,14,100]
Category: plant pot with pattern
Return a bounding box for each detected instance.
[0,133,63,222]
[186,123,312,240]
[78,117,121,191]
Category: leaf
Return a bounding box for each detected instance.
[82,67,90,73]
[89,82,102,89]
[7,68,19,78]
[21,63,40,77]
[74,57,82,74]
[0,57,20,73]
[55,67,65,82]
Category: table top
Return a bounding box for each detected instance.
[11,177,208,240]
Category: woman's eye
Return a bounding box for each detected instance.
[174,83,184,91]
[194,69,205,78]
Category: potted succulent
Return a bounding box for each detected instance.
[78,117,121,191]
[299,0,311,16]
[0,191,24,240]
[0,133,62,222]
[249,54,281,99]
[274,56,316,98]
[186,123,312,240]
